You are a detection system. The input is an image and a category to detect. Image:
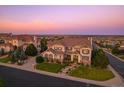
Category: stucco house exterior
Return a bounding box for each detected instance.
[42,37,92,66]
[0,33,40,53]
[0,43,13,53]
[119,41,124,51]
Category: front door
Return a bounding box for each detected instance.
[73,55,78,63]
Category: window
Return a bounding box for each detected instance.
[59,47,62,50]
[74,48,80,51]
[49,54,53,59]
[45,54,48,58]
[54,54,57,59]
[73,55,78,62]
[73,55,78,59]
[82,56,89,61]
[14,40,16,43]
[66,47,72,50]
[54,47,62,50]
[82,49,89,54]
[65,55,71,61]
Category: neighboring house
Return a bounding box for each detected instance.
[0,33,12,38]
[12,36,41,52]
[119,41,124,50]
[21,43,28,51]
[0,43,13,53]
[42,37,92,66]
[120,41,124,48]
[0,33,41,53]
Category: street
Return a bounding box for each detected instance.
[0,65,100,87]
[106,53,124,79]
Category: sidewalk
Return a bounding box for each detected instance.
[0,61,124,87]
[104,50,124,63]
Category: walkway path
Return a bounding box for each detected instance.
[59,63,79,75]
[20,57,36,71]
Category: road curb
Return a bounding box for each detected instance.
[104,50,124,63]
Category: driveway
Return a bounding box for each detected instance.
[21,57,36,70]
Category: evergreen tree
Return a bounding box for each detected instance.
[0,48,4,55]
[25,44,38,56]
[40,37,47,52]
[92,49,109,68]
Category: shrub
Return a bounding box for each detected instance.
[112,46,120,54]
[10,47,27,63]
[10,54,17,63]
[0,48,4,55]
[36,56,44,64]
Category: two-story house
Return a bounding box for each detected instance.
[42,37,92,66]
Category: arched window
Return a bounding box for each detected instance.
[45,54,48,58]
[82,56,89,61]
[49,54,53,59]
[82,49,90,54]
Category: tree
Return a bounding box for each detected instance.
[20,49,27,60]
[14,47,21,59]
[112,46,120,54]
[10,54,17,63]
[92,49,109,68]
[13,45,17,51]
[10,47,26,64]
[0,39,5,44]
[40,37,47,52]
[0,48,4,55]
[25,44,38,56]
[36,56,44,63]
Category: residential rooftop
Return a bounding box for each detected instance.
[47,37,92,48]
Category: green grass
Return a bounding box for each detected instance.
[116,55,124,60]
[36,62,66,73]
[0,78,6,87]
[69,65,114,81]
[0,57,10,63]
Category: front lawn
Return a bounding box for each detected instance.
[0,57,10,63]
[36,62,66,73]
[69,65,114,81]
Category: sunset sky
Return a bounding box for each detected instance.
[0,5,124,35]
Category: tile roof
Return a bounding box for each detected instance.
[45,48,64,55]
[47,37,91,48]
[0,43,13,47]
[12,36,34,42]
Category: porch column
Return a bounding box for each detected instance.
[78,55,80,63]
[71,54,73,62]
